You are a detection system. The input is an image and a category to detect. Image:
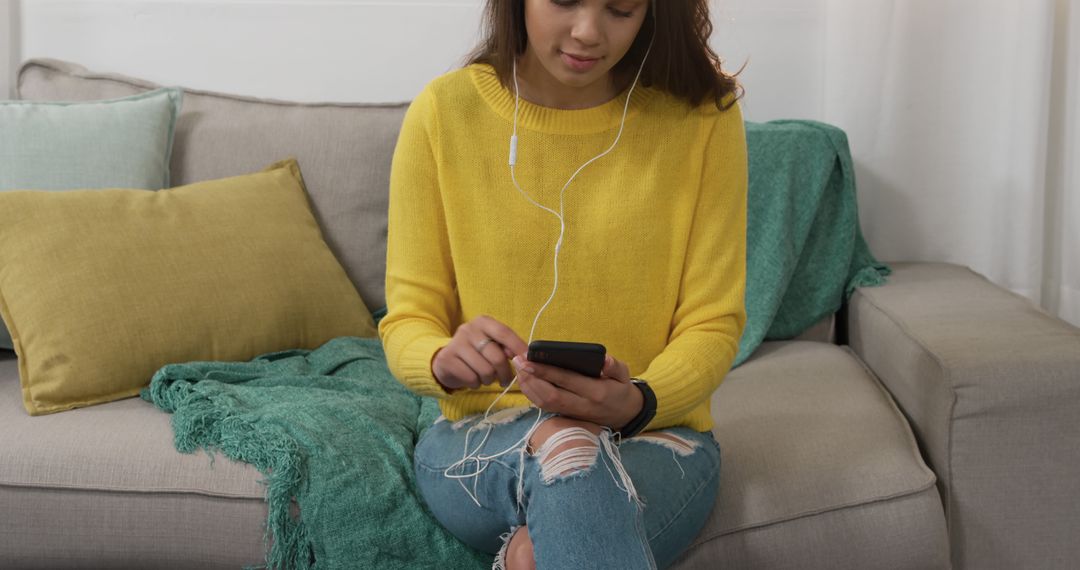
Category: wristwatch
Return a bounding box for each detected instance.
[617,379,657,438]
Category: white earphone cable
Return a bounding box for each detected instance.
[444,16,658,509]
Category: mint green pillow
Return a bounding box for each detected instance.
[0,87,183,350]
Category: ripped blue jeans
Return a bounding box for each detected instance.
[413,407,721,569]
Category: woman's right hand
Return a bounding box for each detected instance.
[432,315,529,392]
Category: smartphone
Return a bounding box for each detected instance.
[526,340,607,378]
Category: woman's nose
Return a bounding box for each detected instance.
[569,10,603,46]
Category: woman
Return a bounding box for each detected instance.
[379,0,746,568]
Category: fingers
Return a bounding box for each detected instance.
[458,339,499,386]
[475,316,528,359]
[513,356,597,412]
[493,355,516,387]
[432,349,480,391]
[435,315,526,390]
[515,355,638,427]
[468,334,520,386]
[519,357,601,399]
[601,355,631,383]
[470,336,517,386]
[469,316,527,386]
[517,373,553,410]
[516,362,591,414]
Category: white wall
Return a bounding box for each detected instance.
[712,0,828,122]
[13,0,820,120]
[18,0,487,103]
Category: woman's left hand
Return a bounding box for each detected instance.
[512,354,644,430]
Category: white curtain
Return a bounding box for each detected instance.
[1,0,16,99]
[713,0,1080,327]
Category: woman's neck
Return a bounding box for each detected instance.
[515,49,620,110]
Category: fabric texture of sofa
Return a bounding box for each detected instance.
[1,59,1079,570]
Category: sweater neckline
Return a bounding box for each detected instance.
[468,63,657,136]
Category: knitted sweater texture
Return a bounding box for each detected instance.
[379,64,747,432]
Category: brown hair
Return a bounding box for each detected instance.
[464,0,744,111]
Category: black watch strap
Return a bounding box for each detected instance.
[618,379,657,438]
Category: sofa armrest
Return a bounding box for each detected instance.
[846,262,1080,570]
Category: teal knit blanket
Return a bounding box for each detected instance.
[140,120,889,569]
[140,336,489,570]
[736,120,890,366]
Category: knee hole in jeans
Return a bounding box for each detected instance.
[528,418,604,484]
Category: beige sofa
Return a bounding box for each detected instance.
[2,58,1078,570]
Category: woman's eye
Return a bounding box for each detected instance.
[550,0,634,18]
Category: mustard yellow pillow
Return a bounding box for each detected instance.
[0,159,377,415]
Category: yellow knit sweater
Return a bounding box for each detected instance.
[379,64,747,432]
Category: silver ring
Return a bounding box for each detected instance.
[475,338,495,352]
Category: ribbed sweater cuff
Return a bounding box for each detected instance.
[642,355,701,423]
[400,335,454,399]
[642,343,735,427]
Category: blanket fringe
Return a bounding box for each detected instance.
[164,382,313,570]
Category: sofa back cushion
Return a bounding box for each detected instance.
[17,58,406,313]
[15,59,859,353]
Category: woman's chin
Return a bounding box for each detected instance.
[551,68,606,90]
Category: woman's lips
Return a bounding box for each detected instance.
[561,51,600,72]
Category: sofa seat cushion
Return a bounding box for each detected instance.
[0,352,268,568]
[2,341,949,569]
[0,356,264,498]
[674,340,950,569]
